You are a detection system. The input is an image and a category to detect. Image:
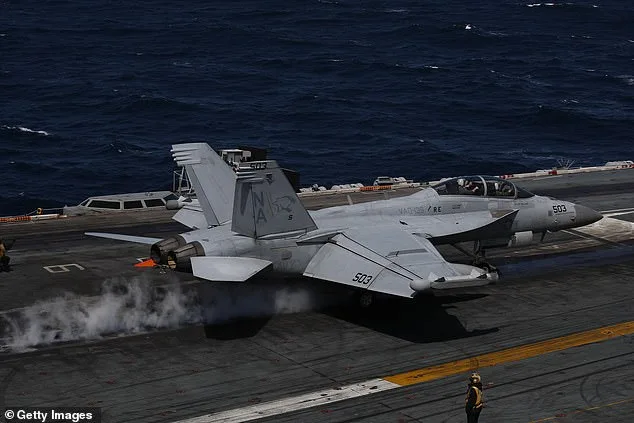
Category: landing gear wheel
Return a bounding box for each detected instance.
[480,262,498,273]
[471,244,497,273]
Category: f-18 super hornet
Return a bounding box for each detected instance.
[87,143,602,302]
[161,143,602,269]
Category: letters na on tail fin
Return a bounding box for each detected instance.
[171,143,237,227]
[231,160,317,238]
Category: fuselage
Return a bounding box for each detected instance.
[166,176,601,276]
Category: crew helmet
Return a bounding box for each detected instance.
[469,372,481,384]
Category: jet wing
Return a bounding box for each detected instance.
[303,225,497,298]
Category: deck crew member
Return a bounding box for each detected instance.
[0,239,10,271]
[465,372,484,423]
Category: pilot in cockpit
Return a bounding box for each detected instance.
[495,181,514,196]
[458,178,481,195]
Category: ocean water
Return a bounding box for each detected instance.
[1,1,632,215]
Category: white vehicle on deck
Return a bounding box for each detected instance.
[63,191,178,216]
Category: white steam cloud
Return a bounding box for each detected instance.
[1,276,202,351]
[197,279,343,324]
[0,276,346,352]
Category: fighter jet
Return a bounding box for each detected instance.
[86,143,602,304]
[161,143,601,270]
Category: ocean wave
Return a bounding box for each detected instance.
[531,103,632,126]
[615,75,634,86]
[0,125,50,137]
[526,3,598,8]
[384,8,409,14]
[108,95,207,114]
[92,140,158,156]
[0,195,67,217]
[1,0,631,215]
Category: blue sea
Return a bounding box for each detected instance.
[1,1,632,215]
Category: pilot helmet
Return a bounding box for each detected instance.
[457,178,465,186]
[494,182,500,190]
[469,372,481,384]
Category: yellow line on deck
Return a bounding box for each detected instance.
[383,321,634,386]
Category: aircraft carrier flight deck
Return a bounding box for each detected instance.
[1,168,634,423]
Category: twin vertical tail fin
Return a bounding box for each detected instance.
[231,161,317,238]
[171,143,237,227]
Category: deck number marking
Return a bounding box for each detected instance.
[44,263,85,273]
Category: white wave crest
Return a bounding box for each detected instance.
[527,3,561,6]
[1,125,50,136]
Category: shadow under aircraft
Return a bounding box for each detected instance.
[322,291,498,344]
[196,276,497,343]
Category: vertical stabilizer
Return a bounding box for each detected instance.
[171,143,236,226]
[232,161,317,238]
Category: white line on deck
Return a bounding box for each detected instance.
[173,378,399,423]
[600,207,634,214]
[602,210,634,218]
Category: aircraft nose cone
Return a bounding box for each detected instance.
[574,204,603,226]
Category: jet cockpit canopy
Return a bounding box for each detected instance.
[431,175,534,198]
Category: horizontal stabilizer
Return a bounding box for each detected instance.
[191,257,273,282]
[172,207,209,230]
[85,232,161,245]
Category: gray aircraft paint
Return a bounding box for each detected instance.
[86,143,603,300]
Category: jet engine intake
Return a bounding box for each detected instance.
[478,231,534,249]
[150,235,187,264]
[167,241,206,271]
[507,231,534,247]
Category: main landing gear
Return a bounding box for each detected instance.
[451,241,498,273]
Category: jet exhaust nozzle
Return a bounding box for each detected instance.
[167,241,206,271]
[150,235,187,264]
[479,231,534,249]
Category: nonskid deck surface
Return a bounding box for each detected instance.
[1,170,634,422]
